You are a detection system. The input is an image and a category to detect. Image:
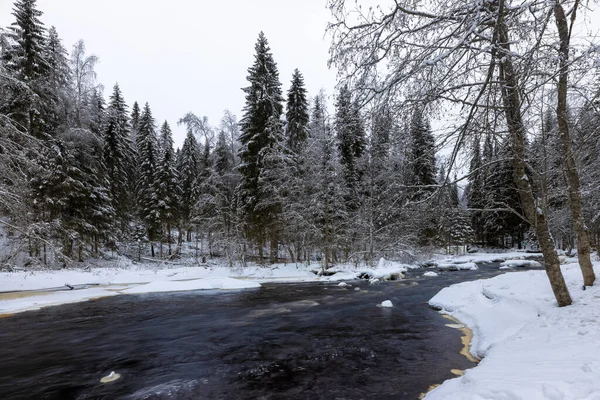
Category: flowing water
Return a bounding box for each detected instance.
[0,262,530,399]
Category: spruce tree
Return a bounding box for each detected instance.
[88,89,106,137]
[238,32,285,256]
[154,121,179,255]
[43,26,70,132]
[3,0,50,137]
[285,68,309,152]
[31,132,114,261]
[335,84,366,206]
[102,84,133,231]
[136,102,160,254]
[177,130,202,240]
[3,0,48,81]
[466,135,485,244]
[409,108,437,194]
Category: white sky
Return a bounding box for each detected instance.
[0,0,338,147]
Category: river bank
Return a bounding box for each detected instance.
[0,250,536,315]
[426,256,600,400]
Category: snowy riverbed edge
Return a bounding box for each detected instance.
[0,250,540,315]
[0,256,420,314]
[425,260,600,400]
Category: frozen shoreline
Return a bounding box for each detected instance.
[0,256,420,315]
[425,259,600,400]
[0,251,541,315]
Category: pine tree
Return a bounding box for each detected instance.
[136,102,160,254]
[102,84,134,231]
[285,68,309,152]
[238,32,285,258]
[154,121,179,255]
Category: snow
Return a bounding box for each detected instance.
[426,260,600,400]
[431,250,540,265]
[121,278,260,294]
[0,287,121,314]
[380,300,393,308]
[436,262,478,271]
[500,259,542,268]
[0,255,412,314]
[423,271,439,277]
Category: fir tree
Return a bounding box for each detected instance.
[102,84,133,230]
[31,132,114,261]
[285,68,309,152]
[3,0,50,137]
[154,121,179,255]
[3,0,48,81]
[88,88,106,136]
[409,108,436,194]
[136,102,160,253]
[238,32,285,255]
[335,84,366,208]
[177,130,202,240]
[466,135,485,243]
[43,26,70,132]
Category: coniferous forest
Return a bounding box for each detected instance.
[1,0,600,285]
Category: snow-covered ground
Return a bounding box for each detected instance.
[0,256,415,314]
[0,250,543,315]
[426,258,600,400]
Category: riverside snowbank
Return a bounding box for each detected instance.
[426,259,600,400]
[0,256,412,314]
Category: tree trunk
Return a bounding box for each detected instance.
[497,12,572,306]
[553,2,596,286]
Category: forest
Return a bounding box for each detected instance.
[1,0,600,305]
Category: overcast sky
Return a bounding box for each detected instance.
[0,0,338,147]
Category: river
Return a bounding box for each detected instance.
[0,262,523,399]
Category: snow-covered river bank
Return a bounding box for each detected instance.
[2,251,596,399]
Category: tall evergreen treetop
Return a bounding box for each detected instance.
[177,129,202,228]
[154,121,179,235]
[137,102,160,237]
[335,84,366,192]
[131,101,141,131]
[285,68,309,152]
[238,32,285,243]
[3,0,48,81]
[409,108,437,190]
[103,84,133,227]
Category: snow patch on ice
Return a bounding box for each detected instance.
[500,260,542,268]
[380,300,393,308]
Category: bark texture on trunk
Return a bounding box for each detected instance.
[497,9,572,306]
[554,2,596,287]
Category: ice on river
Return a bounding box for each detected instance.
[121,277,261,294]
[500,259,542,268]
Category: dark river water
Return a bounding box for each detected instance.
[0,262,522,399]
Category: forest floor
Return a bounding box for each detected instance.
[426,253,600,400]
